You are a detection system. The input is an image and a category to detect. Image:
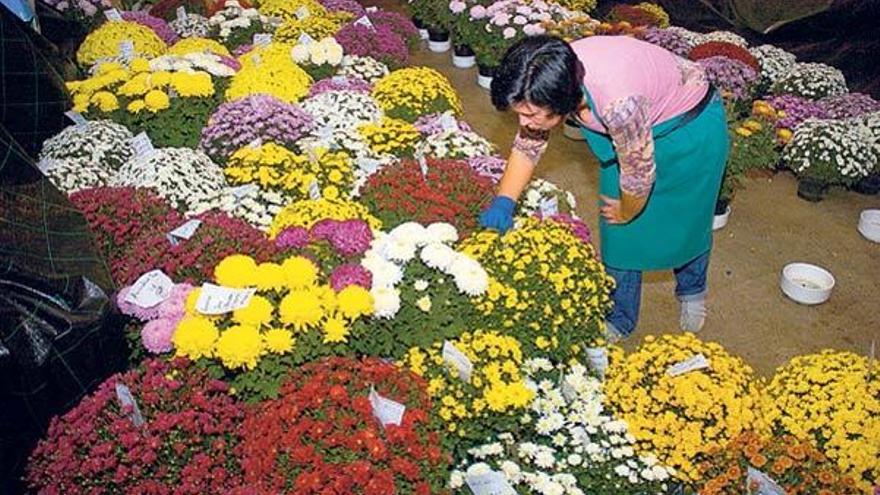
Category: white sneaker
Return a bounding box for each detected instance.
[680,298,707,333]
[605,322,626,344]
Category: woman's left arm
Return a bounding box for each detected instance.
[599,95,656,224]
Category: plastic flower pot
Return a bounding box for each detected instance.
[563,117,585,141]
[851,173,880,195]
[796,176,828,202]
[858,209,880,243]
[713,200,731,231]
[477,63,495,90]
[452,44,475,68]
[780,262,835,305]
[427,28,451,53]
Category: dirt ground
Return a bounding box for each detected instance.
[368,0,879,376]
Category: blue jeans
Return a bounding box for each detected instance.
[604,250,710,337]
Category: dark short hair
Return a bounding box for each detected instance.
[491,35,583,116]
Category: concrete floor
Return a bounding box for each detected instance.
[369,1,879,376]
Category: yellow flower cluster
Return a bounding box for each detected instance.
[459,217,614,359]
[66,59,215,114]
[168,37,231,57]
[541,16,600,42]
[274,14,347,42]
[358,117,421,156]
[225,143,353,200]
[605,333,765,480]
[227,42,312,103]
[76,21,167,67]
[550,0,597,14]
[761,350,880,491]
[401,330,534,441]
[269,197,382,238]
[371,67,462,123]
[257,0,326,21]
[172,254,374,370]
[637,2,670,28]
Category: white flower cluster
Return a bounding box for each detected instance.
[749,44,797,88]
[520,178,577,217]
[664,26,702,46]
[361,222,489,318]
[208,0,268,41]
[190,184,289,231]
[782,118,876,181]
[169,13,211,39]
[852,111,880,163]
[339,55,390,84]
[149,52,237,77]
[773,62,848,100]
[38,120,134,193]
[697,30,748,47]
[415,129,496,160]
[449,360,676,495]
[301,90,383,132]
[111,148,228,214]
[290,37,344,66]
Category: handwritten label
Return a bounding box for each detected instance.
[747,467,787,495]
[252,33,272,46]
[365,6,378,12]
[369,387,405,427]
[195,283,256,315]
[119,40,135,61]
[585,347,608,380]
[65,110,87,127]
[309,180,321,200]
[130,132,156,159]
[166,219,202,245]
[666,353,711,377]
[124,270,174,308]
[37,157,63,174]
[331,75,347,83]
[442,340,473,382]
[353,15,375,30]
[298,32,315,45]
[539,196,558,217]
[465,470,516,495]
[104,8,122,21]
[359,157,380,175]
[228,183,258,200]
[869,339,876,380]
[438,113,458,132]
[115,383,145,426]
[294,6,310,19]
[417,154,428,177]
[176,6,186,20]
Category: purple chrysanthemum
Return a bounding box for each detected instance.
[818,93,880,120]
[318,0,365,16]
[307,76,372,98]
[141,318,176,354]
[329,263,372,291]
[697,56,758,101]
[121,11,179,45]
[641,27,692,57]
[335,23,408,69]
[767,94,829,130]
[275,226,311,249]
[329,219,373,257]
[414,113,474,136]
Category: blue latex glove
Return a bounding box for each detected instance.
[479,196,516,234]
[1,0,35,23]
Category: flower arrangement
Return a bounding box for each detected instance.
[275,217,373,277]
[371,67,461,123]
[640,27,693,56]
[760,350,880,492]
[402,330,533,454]
[42,0,111,31]
[318,0,364,17]
[76,20,167,67]
[697,56,758,103]
[307,74,372,97]
[415,129,495,161]
[517,178,578,219]
[226,42,313,103]
[607,3,667,28]
[335,23,410,69]
[604,333,765,480]
[450,359,677,494]
[781,118,876,186]
[541,15,600,42]
[289,36,345,80]
[358,116,422,157]
[269,197,382,237]
[749,44,797,91]
[367,10,421,49]
[360,158,494,235]
[772,62,848,100]
[697,431,861,495]
[339,54,390,83]
[168,36,231,56]
[855,111,880,164]
[199,94,314,165]
[208,0,268,50]
[38,120,134,193]
[460,216,613,359]
[256,0,326,21]
[348,221,488,357]
[171,253,374,400]
[110,147,227,214]
[275,15,346,42]
[818,92,880,119]
[26,359,247,493]
[301,89,384,132]
[117,281,195,353]
[238,357,451,493]
[689,41,760,73]
[698,30,748,48]
[121,10,180,45]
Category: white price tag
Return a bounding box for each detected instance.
[539,195,558,217]
[465,470,516,495]
[36,157,63,174]
[130,132,156,159]
[438,113,458,132]
[561,376,578,401]
[331,75,347,83]
[119,40,135,61]
[298,32,315,45]
[252,33,272,46]
[309,180,321,200]
[365,6,378,12]
[195,283,256,315]
[585,347,608,380]
[115,383,146,427]
[176,6,186,20]
[247,137,263,149]
[294,6,310,19]
[369,387,405,427]
[442,340,473,382]
[359,157,380,175]
[104,8,123,21]
[166,219,202,245]
[746,467,787,495]
[228,183,258,200]
[64,110,87,127]
[124,269,174,309]
[315,124,334,141]
[666,353,711,377]
[353,15,375,30]
[417,155,428,177]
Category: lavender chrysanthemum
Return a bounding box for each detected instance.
[697,56,758,101]
[818,93,880,120]
[307,76,372,98]
[121,11,179,45]
[329,263,372,291]
[318,0,365,16]
[414,113,474,136]
[275,226,311,249]
[641,27,692,57]
[767,95,829,130]
[329,219,373,257]
[467,155,506,184]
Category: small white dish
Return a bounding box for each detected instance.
[858,209,880,243]
[781,263,835,305]
[428,39,451,53]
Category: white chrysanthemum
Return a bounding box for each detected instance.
[413,279,429,291]
[614,464,631,477]
[534,449,556,469]
[448,470,465,489]
[419,242,457,271]
[389,221,428,245]
[424,222,458,244]
[382,235,417,263]
[362,254,403,288]
[465,462,493,477]
[370,286,400,318]
[449,254,489,296]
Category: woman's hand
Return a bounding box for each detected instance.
[600,193,648,224]
[599,195,625,224]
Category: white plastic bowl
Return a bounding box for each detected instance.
[712,205,731,231]
[781,263,835,305]
[477,74,493,90]
[858,209,880,243]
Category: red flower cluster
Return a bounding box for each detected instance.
[689,42,760,73]
[607,4,665,27]
[27,359,247,494]
[360,158,493,237]
[238,357,452,495]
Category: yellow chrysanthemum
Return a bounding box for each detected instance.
[215,325,264,370]
[150,71,172,87]
[172,316,218,360]
[129,57,151,73]
[371,67,462,122]
[76,21,167,67]
[254,262,286,292]
[170,71,215,98]
[226,42,312,103]
[168,37,230,57]
[322,316,348,344]
[127,99,146,113]
[232,295,274,327]
[257,0,325,21]
[118,73,151,97]
[72,93,90,112]
[214,254,259,288]
[184,288,201,314]
[90,91,119,112]
[278,289,324,329]
[358,117,421,156]
[335,285,373,319]
[280,256,318,289]
[269,198,381,238]
[144,89,171,112]
[264,328,294,354]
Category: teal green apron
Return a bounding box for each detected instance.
[578,87,728,271]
